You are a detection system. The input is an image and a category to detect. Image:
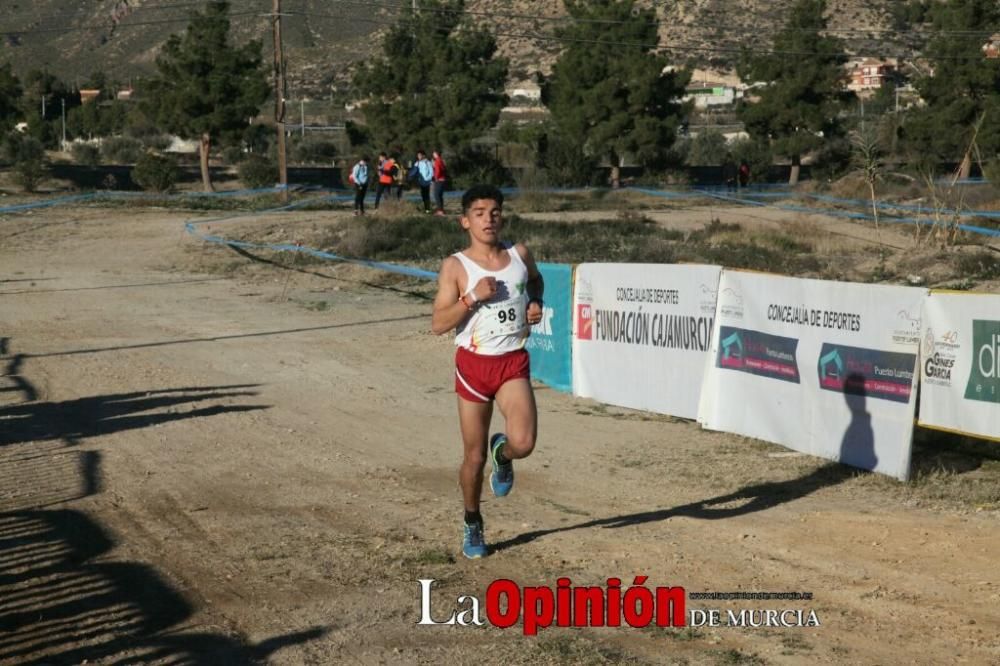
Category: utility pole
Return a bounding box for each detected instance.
[61,97,66,148]
[301,99,305,138]
[272,0,289,201]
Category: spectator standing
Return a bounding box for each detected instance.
[722,154,737,192]
[432,149,448,215]
[395,152,406,200]
[374,152,397,211]
[738,161,751,189]
[415,150,434,213]
[350,156,370,216]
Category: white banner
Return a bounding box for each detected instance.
[919,292,1000,441]
[572,263,721,419]
[697,271,927,480]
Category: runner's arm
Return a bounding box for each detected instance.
[516,244,544,326]
[431,257,470,335]
[517,243,544,305]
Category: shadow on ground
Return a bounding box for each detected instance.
[491,462,859,554]
[0,337,325,663]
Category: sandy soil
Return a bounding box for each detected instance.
[1,203,998,665]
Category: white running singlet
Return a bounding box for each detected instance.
[453,244,530,355]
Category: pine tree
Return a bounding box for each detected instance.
[738,0,852,184]
[141,1,268,191]
[16,70,73,148]
[0,64,22,132]
[543,0,690,187]
[904,0,1000,177]
[352,1,508,153]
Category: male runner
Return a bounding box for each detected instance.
[431,184,544,559]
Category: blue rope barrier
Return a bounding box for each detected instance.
[0,192,101,214]
[184,222,439,280]
[695,189,1000,238]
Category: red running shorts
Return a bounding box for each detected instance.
[454,347,530,403]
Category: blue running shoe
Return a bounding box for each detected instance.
[462,521,487,559]
[489,433,514,497]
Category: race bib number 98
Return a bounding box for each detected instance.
[480,297,525,337]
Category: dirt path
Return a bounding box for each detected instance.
[1,206,998,665]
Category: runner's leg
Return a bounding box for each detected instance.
[457,396,493,511]
[494,378,536,460]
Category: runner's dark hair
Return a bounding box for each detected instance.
[462,184,504,214]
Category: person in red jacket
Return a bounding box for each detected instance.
[432,150,448,216]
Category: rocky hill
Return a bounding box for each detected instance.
[0,0,903,97]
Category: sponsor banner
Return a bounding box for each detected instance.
[697,271,926,480]
[526,262,573,393]
[572,263,722,419]
[918,292,1000,441]
[718,326,801,383]
[817,344,917,404]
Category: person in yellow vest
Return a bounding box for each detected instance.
[394,152,407,201]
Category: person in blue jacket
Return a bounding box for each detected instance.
[350,156,369,216]
[414,149,435,214]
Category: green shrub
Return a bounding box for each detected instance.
[141,134,172,151]
[810,137,853,183]
[686,130,728,166]
[983,160,1000,187]
[14,159,47,192]
[132,152,179,192]
[449,144,514,189]
[243,123,273,155]
[71,142,101,167]
[101,136,143,164]
[290,136,338,164]
[729,137,772,185]
[3,133,48,192]
[238,154,277,189]
[222,145,245,165]
[955,249,1000,280]
[540,130,600,186]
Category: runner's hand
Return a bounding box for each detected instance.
[526,300,543,325]
[472,277,497,303]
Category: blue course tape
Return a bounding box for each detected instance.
[0,187,286,215]
[633,187,706,201]
[183,191,440,280]
[800,191,1000,219]
[0,192,100,214]
[695,189,1000,238]
[185,223,439,280]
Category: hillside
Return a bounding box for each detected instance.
[0,0,903,98]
